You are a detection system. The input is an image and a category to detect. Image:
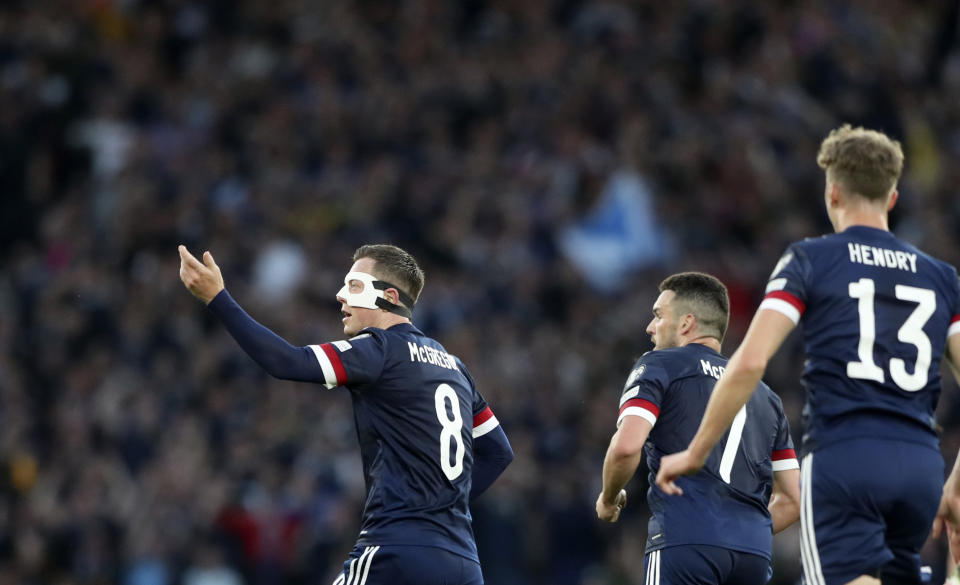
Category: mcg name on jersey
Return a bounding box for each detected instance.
[617,343,797,559]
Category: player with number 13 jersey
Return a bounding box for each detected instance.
[763,228,960,453]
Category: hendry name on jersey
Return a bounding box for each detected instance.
[848,242,917,273]
[408,342,459,371]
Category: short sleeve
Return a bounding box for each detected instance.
[617,353,670,427]
[759,243,811,325]
[307,331,386,389]
[770,398,799,472]
[460,361,501,439]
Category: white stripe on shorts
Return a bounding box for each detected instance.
[358,546,380,585]
[800,453,826,585]
[645,550,660,585]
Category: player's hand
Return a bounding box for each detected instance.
[178,245,225,304]
[655,449,703,496]
[596,489,627,523]
[932,484,960,564]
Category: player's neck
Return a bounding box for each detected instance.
[372,312,412,330]
[832,196,891,233]
[682,336,721,353]
[833,209,889,233]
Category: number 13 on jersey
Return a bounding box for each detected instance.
[847,278,936,391]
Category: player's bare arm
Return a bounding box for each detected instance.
[656,308,795,495]
[597,416,651,522]
[768,468,800,534]
[933,334,960,563]
[178,245,225,304]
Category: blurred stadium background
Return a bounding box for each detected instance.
[2,1,960,584]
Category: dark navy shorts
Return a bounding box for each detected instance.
[800,438,943,585]
[643,545,771,585]
[332,544,483,585]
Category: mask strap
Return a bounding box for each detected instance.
[372,280,415,318]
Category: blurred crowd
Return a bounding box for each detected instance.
[2,0,960,584]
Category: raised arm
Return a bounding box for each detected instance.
[596,416,652,522]
[656,308,796,495]
[178,246,324,382]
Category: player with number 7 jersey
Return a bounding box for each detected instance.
[597,273,800,585]
[178,243,513,585]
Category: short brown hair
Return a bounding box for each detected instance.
[353,244,425,305]
[659,272,730,341]
[816,124,904,202]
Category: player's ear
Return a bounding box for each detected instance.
[385,288,400,306]
[827,183,843,208]
[886,190,898,212]
[679,313,695,336]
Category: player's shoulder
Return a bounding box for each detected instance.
[351,327,388,346]
[786,233,843,258]
[362,323,440,348]
[752,380,785,412]
[636,347,684,367]
[878,232,959,286]
[909,242,958,278]
[635,346,708,376]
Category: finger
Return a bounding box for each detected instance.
[203,250,217,269]
[659,479,683,496]
[179,245,205,269]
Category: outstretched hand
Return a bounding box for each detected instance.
[655,449,704,496]
[178,245,225,304]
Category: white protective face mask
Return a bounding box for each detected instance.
[336,271,414,317]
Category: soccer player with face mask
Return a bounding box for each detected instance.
[179,243,513,585]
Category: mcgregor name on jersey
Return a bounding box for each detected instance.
[408,342,459,371]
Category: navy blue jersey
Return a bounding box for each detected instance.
[310,323,499,561]
[617,343,797,559]
[760,226,960,453]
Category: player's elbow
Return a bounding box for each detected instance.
[770,471,802,533]
[771,497,801,534]
[495,441,515,471]
[730,351,767,380]
[610,438,643,461]
[259,358,294,380]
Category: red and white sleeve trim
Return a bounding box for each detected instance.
[759,290,806,325]
[617,398,659,427]
[949,315,960,338]
[771,448,799,471]
[472,407,499,438]
[309,343,348,389]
